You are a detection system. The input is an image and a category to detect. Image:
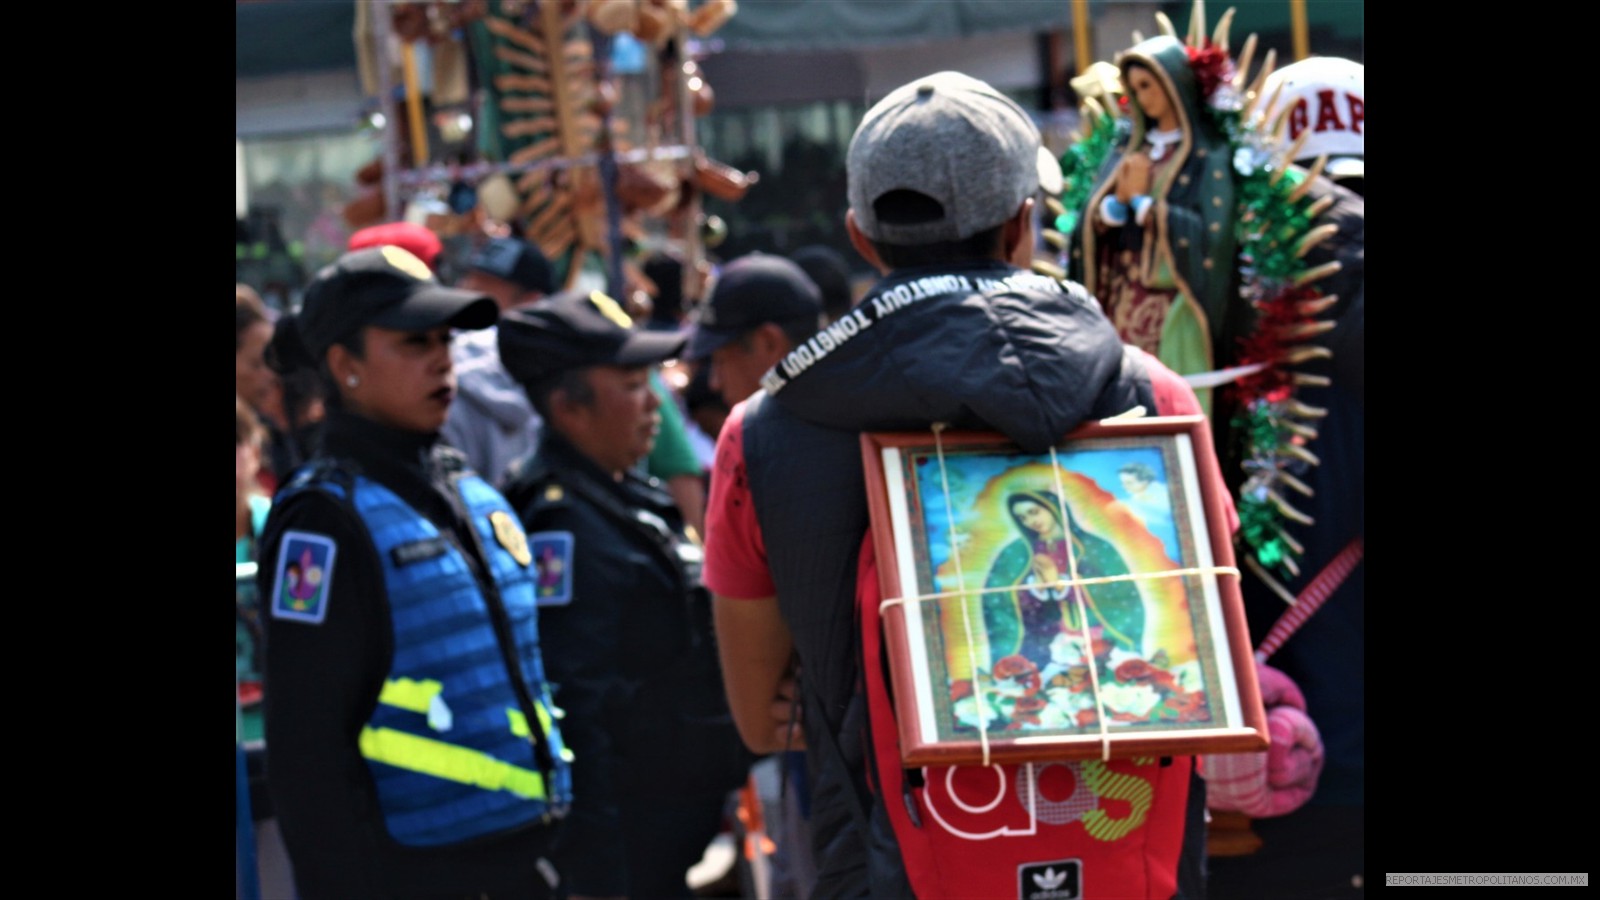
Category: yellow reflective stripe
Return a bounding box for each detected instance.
[506,701,556,739]
[378,678,444,714]
[360,726,547,800]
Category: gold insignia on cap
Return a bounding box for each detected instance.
[544,484,564,501]
[382,245,434,281]
[489,510,533,566]
[587,290,635,328]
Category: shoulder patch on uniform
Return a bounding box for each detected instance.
[271,531,338,624]
[529,531,574,607]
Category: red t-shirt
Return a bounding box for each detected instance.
[701,347,1238,598]
[702,399,774,599]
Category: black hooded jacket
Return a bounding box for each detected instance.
[739,260,1157,898]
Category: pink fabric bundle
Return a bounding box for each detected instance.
[1199,663,1324,817]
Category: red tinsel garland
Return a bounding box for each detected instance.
[1233,284,1322,403]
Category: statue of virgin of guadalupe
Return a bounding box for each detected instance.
[1074,33,1250,418]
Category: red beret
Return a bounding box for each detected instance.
[347,222,444,272]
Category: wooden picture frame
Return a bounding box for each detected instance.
[861,415,1268,766]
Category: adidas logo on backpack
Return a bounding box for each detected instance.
[1020,859,1082,899]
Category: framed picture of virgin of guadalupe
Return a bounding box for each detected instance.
[861,415,1268,767]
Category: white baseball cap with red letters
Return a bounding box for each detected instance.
[1262,57,1364,181]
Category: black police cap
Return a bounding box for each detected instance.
[299,246,498,359]
[498,290,687,388]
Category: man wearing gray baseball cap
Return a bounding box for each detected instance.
[702,71,1219,899]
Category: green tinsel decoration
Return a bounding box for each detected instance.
[1233,406,1283,455]
[1213,104,1318,282]
[1237,170,1312,281]
[1238,498,1287,569]
[1056,112,1119,235]
[1207,100,1329,579]
[1232,403,1296,577]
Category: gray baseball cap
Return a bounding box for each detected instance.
[847,71,1059,244]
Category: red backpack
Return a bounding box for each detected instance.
[856,537,1195,900]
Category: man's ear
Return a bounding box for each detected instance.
[1002,197,1036,268]
[845,209,890,275]
[751,321,791,359]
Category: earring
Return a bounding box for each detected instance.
[346,374,361,388]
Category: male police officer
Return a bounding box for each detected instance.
[496,291,752,900]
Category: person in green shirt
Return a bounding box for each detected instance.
[645,368,707,539]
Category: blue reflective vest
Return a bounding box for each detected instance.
[286,464,573,846]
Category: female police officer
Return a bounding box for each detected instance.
[494,292,754,900]
[258,245,572,899]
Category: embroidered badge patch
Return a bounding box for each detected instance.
[490,510,534,566]
[1018,859,1081,900]
[271,531,338,624]
[529,531,574,607]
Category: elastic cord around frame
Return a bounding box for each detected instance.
[880,566,1240,606]
[1047,445,1115,761]
[926,423,994,766]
